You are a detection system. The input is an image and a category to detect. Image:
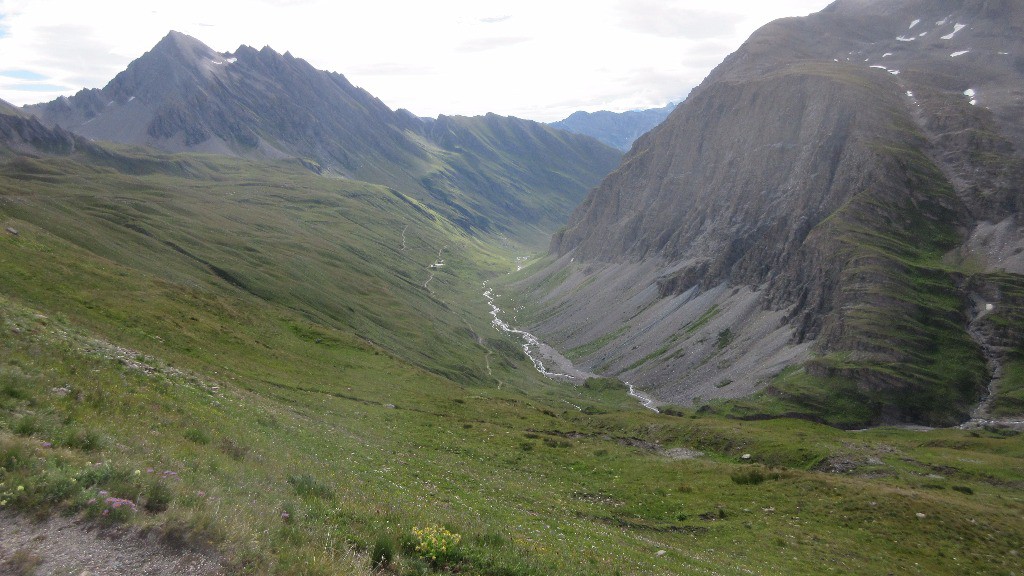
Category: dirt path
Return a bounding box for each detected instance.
[422,246,447,295]
[0,511,222,576]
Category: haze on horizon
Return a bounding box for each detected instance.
[0,0,833,122]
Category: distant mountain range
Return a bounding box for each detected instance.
[521,0,1024,427]
[549,102,678,151]
[22,31,621,244]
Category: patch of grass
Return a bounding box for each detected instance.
[143,480,173,512]
[991,359,1024,417]
[60,428,104,451]
[183,428,211,445]
[730,466,784,485]
[12,415,40,437]
[684,305,720,336]
[567,325,630,361]
[3,549,43,576]
[716,328,734,350]
[370,534,395,569]
[287,474,334,499]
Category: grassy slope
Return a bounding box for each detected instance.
[0,149,1022,575]
[418,115,621,250]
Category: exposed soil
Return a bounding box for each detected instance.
[0,511,222,576]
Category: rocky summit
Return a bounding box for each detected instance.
[520,0,1024,427]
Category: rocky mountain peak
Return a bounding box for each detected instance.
[151,30,219,60]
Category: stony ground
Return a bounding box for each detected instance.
[0,511,222,576]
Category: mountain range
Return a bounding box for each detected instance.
[549,102,678,151]
[519,0,1024,427]
[23,31,621,244]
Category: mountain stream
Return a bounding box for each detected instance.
[483,281,659,412]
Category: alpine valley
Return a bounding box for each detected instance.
[1,2,1022,576]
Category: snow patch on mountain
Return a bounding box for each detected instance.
[941,23,966,40]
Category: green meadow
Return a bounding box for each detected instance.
[1,147,1022,575]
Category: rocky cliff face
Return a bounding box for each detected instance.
[523,0,1024,427]
[23,32,621,243]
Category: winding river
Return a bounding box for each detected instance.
[483,281,659,412]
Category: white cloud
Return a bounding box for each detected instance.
[618,1,736,39]
[0,0,834,121]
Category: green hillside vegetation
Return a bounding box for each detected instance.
[1,142,1022,575]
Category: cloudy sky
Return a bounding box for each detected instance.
[0,0,833,121]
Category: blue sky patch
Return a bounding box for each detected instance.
[1,70,48,81]
[8,83,66,92]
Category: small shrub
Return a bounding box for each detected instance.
[731,469,766,485]
[474,530,506,548]
[12,415,40,436]
[951,485,974,495]
[660,405,689,417]
[218,438,248,461]
[76,463,125,490]
[159,512,228,551]
[287,474,334,499]
[143,481,173,512]
[411,524,461,564]
[61,428,104,451]
[0,438,32,469]
[370,535,395,569]
[0,381,30,399]
[519,441,534,452]
[184,428,211,445]
[4,549,43,576]
[280,503,295,523]
[730,467,783,485]
[86,495,138,525]
[716,328,734,350]
[34,471,78,507]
